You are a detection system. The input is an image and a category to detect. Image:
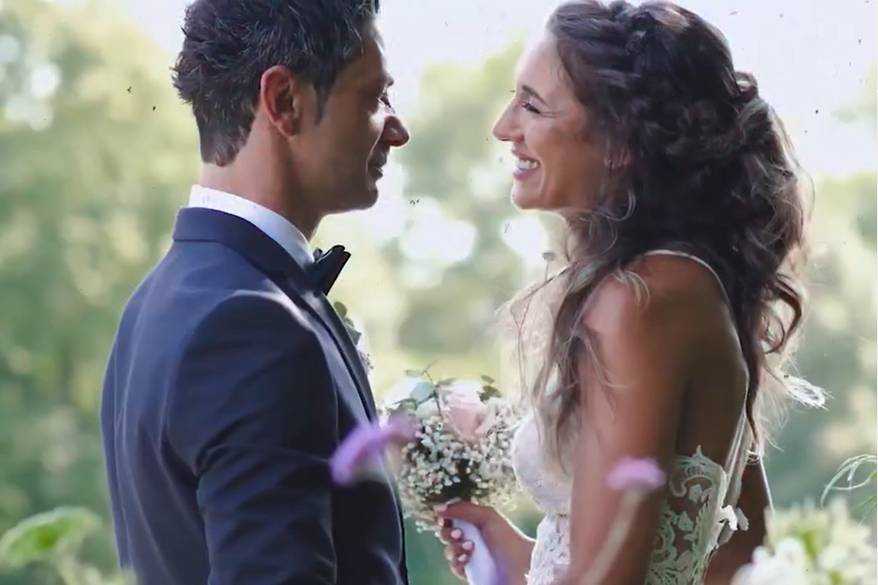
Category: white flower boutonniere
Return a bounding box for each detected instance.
[333,301,373,374]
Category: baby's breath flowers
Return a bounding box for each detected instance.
[386,371,521,532]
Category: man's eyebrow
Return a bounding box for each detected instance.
[373,73,394,90]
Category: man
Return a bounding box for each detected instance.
[100,1,410,583]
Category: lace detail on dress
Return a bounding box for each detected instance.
[527,515,571,585]
[511,411,571,516]
[647,447,739,585]
[512,416,750,585]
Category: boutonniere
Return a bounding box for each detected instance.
[332,301,374,374]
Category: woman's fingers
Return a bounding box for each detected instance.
[451,558,466,581]
[443,539,474,581]
[438,514,479,581]
[443,539,472,560]
[438,518,464,544]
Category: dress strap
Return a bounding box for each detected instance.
[641,249,731,305]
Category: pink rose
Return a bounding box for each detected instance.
[440,383,494,442]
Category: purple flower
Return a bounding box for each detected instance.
[606,457,666,491]
[330,415,417,486]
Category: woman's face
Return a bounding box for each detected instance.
[493,32,609,213]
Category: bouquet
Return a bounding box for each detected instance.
[387,370,521,585]
[385,371,520,529]
[329,369,521,585]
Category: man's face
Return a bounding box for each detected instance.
[293,21,409,215]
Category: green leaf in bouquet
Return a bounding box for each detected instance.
[0,507,101,569]
[390,398,420,413]
[410,381,436,402]
[480,374,496,384]
[405,360,439,380]
[480,385,501,400]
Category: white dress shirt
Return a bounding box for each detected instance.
[188,185,313,268]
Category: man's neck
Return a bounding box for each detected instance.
[199,165,320,240]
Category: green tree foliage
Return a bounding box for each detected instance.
[764,61,876,512]
[766,180,876,508]
[0,0,197,581]
[0,507,128,584]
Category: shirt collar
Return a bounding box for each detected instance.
[188,185,313,268]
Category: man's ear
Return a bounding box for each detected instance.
[259,65,313,138]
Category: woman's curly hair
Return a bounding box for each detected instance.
[515,0,820,467]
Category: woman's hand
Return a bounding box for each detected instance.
[436,500,535,585]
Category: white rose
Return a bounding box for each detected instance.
[415,398,439,418]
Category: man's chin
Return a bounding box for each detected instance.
[326,187,379,215]
[357,184,380,209]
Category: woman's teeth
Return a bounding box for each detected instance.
[515,158,540,171]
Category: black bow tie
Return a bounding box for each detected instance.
[308,245,351,295]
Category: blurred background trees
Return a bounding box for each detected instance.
[0,0,196,581]
[0,0,873,583]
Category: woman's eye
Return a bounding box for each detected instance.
[521,101,541,115]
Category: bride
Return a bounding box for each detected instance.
[437,2,819,584]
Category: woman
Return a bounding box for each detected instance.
[437,2,819,584]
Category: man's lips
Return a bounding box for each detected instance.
[368,157,387,177]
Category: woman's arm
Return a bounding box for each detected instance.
[560,266,711,585]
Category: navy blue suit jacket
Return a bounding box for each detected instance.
[101,208,408,585]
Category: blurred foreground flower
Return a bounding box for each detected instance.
[732,499,877,585]
[606,457,666,491]
[330,414,417,486]
[580,458,667,585]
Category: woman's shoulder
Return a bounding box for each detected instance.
[583,252,732,349]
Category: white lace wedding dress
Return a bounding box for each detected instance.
[510,251,752,585]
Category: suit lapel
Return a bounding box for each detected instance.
[275,274,378,419]
[173,207,378,421]
[315,295,377,413]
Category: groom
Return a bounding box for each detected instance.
[100,1,410,584]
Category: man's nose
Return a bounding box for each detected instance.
[382,115,410,147]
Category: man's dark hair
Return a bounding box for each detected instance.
[172,0,381,166]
